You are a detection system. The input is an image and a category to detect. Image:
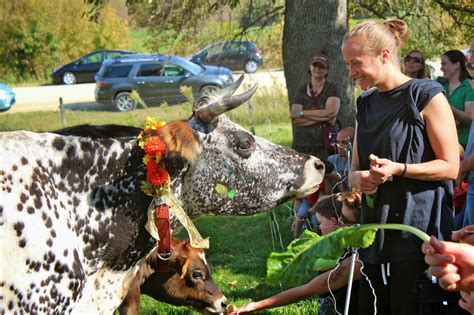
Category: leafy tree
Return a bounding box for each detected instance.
[0,0,130,82]
[350,0,473,58]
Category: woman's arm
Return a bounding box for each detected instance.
[231,257,361,314]
[451,105,472,127]
[370,93,459,182]
[291,97,341,126]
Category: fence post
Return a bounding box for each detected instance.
[59,97,66,128]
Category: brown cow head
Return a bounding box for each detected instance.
[141,238,227,314]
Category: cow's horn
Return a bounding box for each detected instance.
[219,74,245,99]
[196,84,258,123]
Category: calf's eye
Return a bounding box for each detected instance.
[192,271,203,279]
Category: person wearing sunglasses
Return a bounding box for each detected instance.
[290,54,341,239]
[403,50,427,79]
[290,54,341,160]
[441,49,473,149]
[327,127,355,191]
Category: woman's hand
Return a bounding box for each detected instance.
[369,157,403,184]
[349,170,378,194]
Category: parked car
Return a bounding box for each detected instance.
[52,49,135,85]
[0,84,16,112]
[95,54,234,112]
[187,41,263,73]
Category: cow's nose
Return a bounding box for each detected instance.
[220,297,227,308]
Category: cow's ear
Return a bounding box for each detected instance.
[157,121,202,164]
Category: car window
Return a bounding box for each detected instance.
[83,52,103,64]
[106,51,125,59]
[225,42,246,53]
[103,65,132,78]
[163,63,185,76]
[207,43,225,56]
[137,63,164,77]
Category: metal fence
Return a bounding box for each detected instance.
[52,72,288,130]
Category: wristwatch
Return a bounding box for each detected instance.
[299,111,304,117]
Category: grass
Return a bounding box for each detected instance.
[1,93,320,314]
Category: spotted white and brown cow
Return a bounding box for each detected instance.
[0,76,324,313]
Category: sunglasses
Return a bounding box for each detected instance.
[404,56,422,63]
[311,62,328,70]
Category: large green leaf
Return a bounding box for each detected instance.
[266,226,378,286]
[265,223,429,287]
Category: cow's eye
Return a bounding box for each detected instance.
[234,131,255,158]
[192,270,203,279]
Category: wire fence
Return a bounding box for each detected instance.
[51,72,288,130]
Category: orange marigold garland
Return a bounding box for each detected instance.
[139,117,170,199]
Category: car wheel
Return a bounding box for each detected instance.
[62,72,77,85]
[199,85,218,98]
[244,60,258,73]
[114,92,137,112]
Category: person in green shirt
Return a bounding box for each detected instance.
[441,49,473,148]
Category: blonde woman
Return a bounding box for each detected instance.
[343,19,459,314]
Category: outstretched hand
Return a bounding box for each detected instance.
[228,302,258,314]
[421,236,474,291]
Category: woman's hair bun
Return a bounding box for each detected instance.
[383,19,409,47]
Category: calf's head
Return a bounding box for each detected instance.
[142,238,226,314]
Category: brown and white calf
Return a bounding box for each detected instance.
[0,76,324,313]
[118,238,226,315]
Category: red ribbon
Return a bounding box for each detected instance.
[154,203,173,271]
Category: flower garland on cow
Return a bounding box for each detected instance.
[138,117,209,259]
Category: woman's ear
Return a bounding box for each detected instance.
[381,48,391,64]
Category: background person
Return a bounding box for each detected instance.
[290,54,341,160]
[458,38,474,227]
[441,49,472,149]
[290,54,341,237]
[342,19,459,315]
[403,49,427,79]
[327,127,355,192]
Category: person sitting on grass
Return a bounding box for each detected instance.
[232,189,362,315]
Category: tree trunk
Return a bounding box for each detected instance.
[283,0,355,157]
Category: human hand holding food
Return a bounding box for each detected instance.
[368,154,402,184]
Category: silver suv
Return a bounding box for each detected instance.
[95,54,234,112]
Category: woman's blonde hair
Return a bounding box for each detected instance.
[343,19,409,58]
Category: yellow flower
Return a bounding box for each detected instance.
[143,155,152,165]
